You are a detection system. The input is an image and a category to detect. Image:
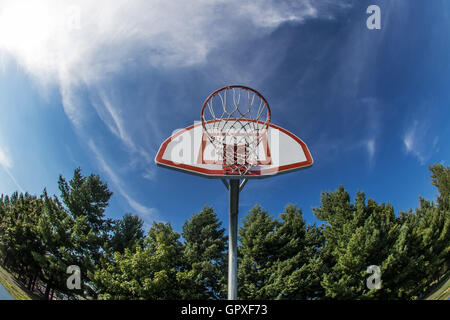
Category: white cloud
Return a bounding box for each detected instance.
[360,98,380,167]
[0,0,351,198]
[0,0,345,154]
[315,98,380,168]
[403,132,413,152]
[0,145,24,192]
[0,0,336,86]
[403,121,427,165]
[366,138,375,165]
[88,139,159,221]
[0,146,12,169]
[91,92,154,165]
[92,92,134,149]
[0,0,348,111]
[142,168,156,181]
[240,0,317,28]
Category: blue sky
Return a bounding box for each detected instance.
[0,0,449,233]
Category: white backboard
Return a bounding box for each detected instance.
[155,120,313,179]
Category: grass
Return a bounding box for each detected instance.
[0,261,448,300]
[0,265,37,300]
[425,274,450,300]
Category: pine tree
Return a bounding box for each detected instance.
[177,206,227,299]
[58,167,114,265]
[315,188,399,299]
[58,167,114,296]
[238,205,278,299]
[34,190,77,299]
[108,213,145,254]
[265,204,325,299]
[93,222,183,299]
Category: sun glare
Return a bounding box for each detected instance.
[0,3,54,52]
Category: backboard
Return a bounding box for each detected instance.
[154,85,314,300]
[155,119,313,179]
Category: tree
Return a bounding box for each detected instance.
[108,213,145,254]
[58,167,114,292]
[1,164,448,301]
[264,204,325,299]
[238,205,279,299]
[177,206,227,299]
[314,187,400,299]
[34,190,79,299]
[93,222,183,299]
[58,168,113,262]
[237,204,324,300]
[429,164,449,211]
[0,192,44,289]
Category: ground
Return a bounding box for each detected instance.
[0,263,448,300]
[0,265,37,300]
[425,275,450,300]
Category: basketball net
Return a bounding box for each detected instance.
[201,86,271,176]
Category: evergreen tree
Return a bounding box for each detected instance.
[34,190,77,299]
[109,213,145,254]
[58,167,114,295]
[265,204,325,299]
[93,222,183,299]
[0,192,43,286]
[314,187,399,299]
[0,164,448,300]
[178,206,227,299]
[429,164,449,211]
[58,167,114,265]
[238,205,278,299]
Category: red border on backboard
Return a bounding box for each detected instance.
[154,120,313,179]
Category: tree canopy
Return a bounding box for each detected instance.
[0,164,448,300]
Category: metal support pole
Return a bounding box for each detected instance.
[228,179,239,300]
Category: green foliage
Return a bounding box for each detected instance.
[35,190,76,296]
[429,164,449,211]
[238,205,277,299]
[108,213,145,254]
[0,164,448,300]
[316,188,407,299]
[93,222,183,299]
[58,168,114,265]
[238,204,325,300]
[264,205,325,300]
[314,165,449,299]
[177,206,227,299]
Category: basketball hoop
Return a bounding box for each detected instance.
[201,85,271,176]
[157,84,313,300]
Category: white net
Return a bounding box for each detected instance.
[201,86,270,175]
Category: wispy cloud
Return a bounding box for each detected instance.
[91,92,154,164]
[0,0,351,125]
[87,139,159,222]
[366,138,376,166]
[403,121,426,165]
[0,146,12,169]
[0,145,24,193]
[240,0,318,28]
[403,132,413,152]
[311,97,381,169]
[360,98,380,168]
[0,0,354,213]
[0,0,351,185]
[91,92,136,154]
[401,100,443,166]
